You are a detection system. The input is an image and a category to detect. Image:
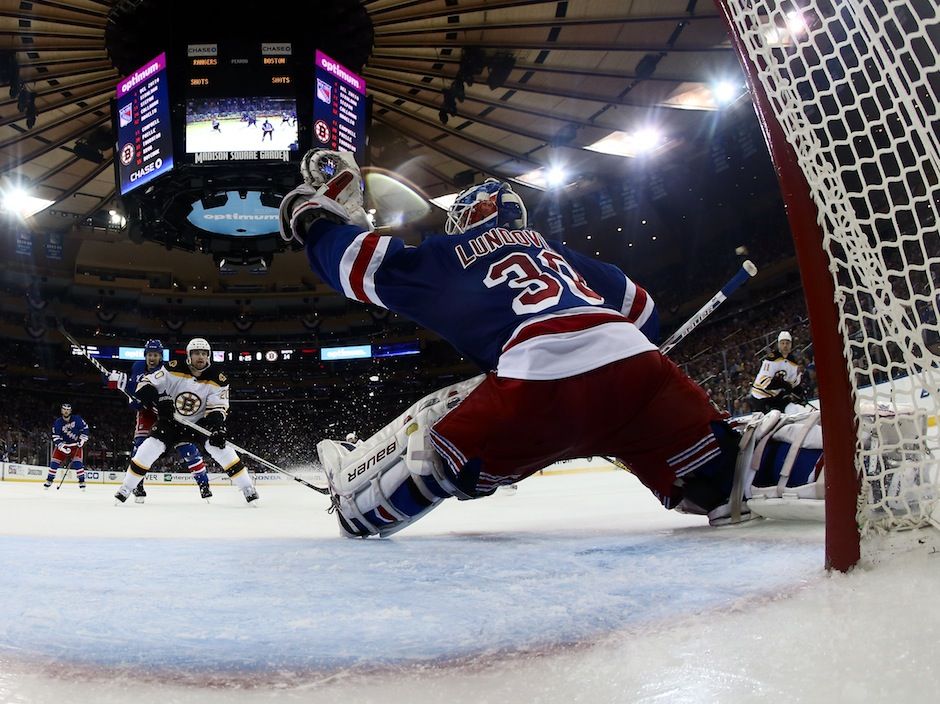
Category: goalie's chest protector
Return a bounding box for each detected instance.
[318,224,655,378]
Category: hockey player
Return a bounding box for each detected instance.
[113,338,259,505]
[45,403,89,489]
[261,119,274,142]
[750,331,803,413]
[107,339,212,502]
[278,149,742,538]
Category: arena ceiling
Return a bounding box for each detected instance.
[0,0,747,237]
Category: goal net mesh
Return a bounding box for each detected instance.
[721,0,940,533]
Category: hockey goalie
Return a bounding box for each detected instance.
[279,149,934,538]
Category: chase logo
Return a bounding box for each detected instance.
[261,42,292,56]
[187,44,218,57]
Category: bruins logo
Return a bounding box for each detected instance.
[174,391,203,416]
[218,372,227,384]
[168,360,178,368]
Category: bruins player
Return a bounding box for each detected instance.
[749,331,803,413]
[114,337,260,504]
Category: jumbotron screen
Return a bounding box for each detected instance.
[184,41,299,163]
[115,52,175,195]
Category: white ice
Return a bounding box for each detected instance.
[1,470,938,703]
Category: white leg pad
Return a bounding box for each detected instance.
[317,375,484,538]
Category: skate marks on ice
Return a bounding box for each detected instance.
[0,530,821,680]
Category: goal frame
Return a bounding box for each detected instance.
[714,0,861,571]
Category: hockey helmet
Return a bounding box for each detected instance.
[345,432,358,443]
[144,339,164,363]
[186,337,212,369]
[60,403,72,416]
[444,178,527,236]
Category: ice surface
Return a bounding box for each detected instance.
[0,471,937,703]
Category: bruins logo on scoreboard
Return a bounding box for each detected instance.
[174,391,203,416]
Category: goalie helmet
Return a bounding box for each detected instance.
[445,178,527,236]
[186,337,212,369]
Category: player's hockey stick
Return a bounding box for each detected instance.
[659,260,758,355]
[55,460,71,489]
[605,260,759,472]
[59,324,329,495]
[57,324,135,403]
[173,413,330,495]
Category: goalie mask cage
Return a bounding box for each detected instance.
[715,0,940,570]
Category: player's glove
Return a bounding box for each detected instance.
[766,375,793,392]
[156,398,176,420]
[55,443,72,455]
[106,370,127,393]
[208,426,227,449]
[78,437,87,448]
[279,149,372,244]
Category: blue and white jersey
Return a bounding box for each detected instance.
[52,415,89,446]
[303,221,657,380]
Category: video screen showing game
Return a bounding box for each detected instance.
[184,96,298,154]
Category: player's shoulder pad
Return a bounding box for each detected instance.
[204,366,228,385]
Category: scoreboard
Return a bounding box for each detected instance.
[115,52,175,195]
[184,40,299,163]
[114,46,368,196]
[313,50,367,163]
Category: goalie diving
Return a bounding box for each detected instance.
[279,150,912,538]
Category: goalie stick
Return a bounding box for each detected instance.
[57,324,330,496]
[659,260,758,355]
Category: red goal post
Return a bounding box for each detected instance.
[715,0,940,570]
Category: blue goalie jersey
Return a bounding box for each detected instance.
[304,221,658,380]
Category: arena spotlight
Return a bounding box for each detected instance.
[545,166,569,188]
[712,81,739,106]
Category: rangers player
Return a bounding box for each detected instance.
[113,338,259,505]
[44,403,89,489]
[277,149,744,538]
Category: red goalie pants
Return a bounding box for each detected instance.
[430,351,727,503]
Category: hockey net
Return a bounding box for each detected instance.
[717,0,940,552]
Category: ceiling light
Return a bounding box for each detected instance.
[514,167,574,190]
[584,129,668,158]
[0,186,53,218]
[712,80,739,106]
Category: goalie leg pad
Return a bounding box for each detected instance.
[317,376,485,538]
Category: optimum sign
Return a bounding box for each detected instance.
[187,191,279,236]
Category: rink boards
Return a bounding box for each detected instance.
[0,456,619,485]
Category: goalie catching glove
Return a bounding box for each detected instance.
[279,149,372,244]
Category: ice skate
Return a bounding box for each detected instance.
[114,486,130,504]
[133,483,146,504]
[199,482,213,500]
[242,486,260,505]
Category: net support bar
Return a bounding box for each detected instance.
[714,0,860,571]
